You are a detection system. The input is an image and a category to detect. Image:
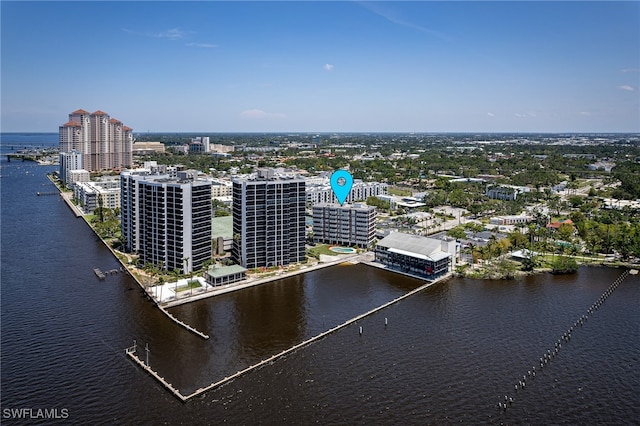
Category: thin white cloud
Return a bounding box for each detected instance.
[618,85,635,91]
[122,27,188,40]
[161,28,186,40]
[323,64,335,71]
[122,28,141,36]
[240,109,286,119]
[579,111,591,116]
[621,68,640,73]
[514,112,537,118]
[487,112,495,117]
[359,2,451,42]
[186,42,218,48]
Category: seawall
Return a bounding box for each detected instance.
[51,174,210,340]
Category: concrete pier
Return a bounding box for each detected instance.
[125,345,188,402]
[158,306,209,340]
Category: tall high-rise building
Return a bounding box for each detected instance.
[121,170,212,273]
[232,169,306,269]
[59,109,133,172]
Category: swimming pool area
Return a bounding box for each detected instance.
[328,246,357,254]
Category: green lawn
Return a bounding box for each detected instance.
[307,244,337,257]
[537,253,608,267]
[175,280,202,292]
[388,187,413,197]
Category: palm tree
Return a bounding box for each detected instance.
[142,262,154,288]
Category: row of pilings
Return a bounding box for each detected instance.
[128,274,451,401]
[497,269,630,412]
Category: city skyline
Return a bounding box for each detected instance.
[1,1,639,133]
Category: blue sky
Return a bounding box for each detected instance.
[1,1,638,133]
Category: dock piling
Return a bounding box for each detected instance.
[496,270,630,411]
[127,274,451,401]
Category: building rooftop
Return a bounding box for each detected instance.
[124,171,211,186]
[377,232,450,261]
[232,174,305,183]
[547,219,574,229]
[71,109,90,115]
[313,203,376,211]
[206,264,247,278]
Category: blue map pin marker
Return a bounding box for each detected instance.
[330,170,353,205]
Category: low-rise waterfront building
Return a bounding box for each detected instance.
[74,179,120,214]
[312,203,377,247]
[204,264,247,287]
[374,232,455,279]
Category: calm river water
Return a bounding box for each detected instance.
[1,136,638,424]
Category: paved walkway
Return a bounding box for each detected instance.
[56,186,83,217]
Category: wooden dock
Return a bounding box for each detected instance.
[126,273,450,402]
[93,268,123,280]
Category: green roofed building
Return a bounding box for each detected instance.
[204,264,247,287]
